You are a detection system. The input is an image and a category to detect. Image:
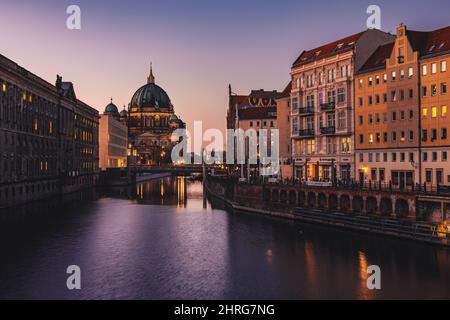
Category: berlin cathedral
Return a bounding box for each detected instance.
[119,65,185,166]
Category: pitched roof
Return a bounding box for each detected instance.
[238,89,280,108]
[292,31,365,67]
[357,42,394,74]
[408,26,450,58]
[229,94,246,107]
[278,81,292,98]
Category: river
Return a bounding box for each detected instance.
[0,176,449,299]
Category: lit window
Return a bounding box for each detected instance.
[22,93,26,100]
[442,61,447,72]
[432,63,437,74]
[423,65,428,75]
[432,106,437,118]
[1,83,5,92]
[442,106,448,117]
[408,67,414,77]
[422,108,428,117]
[391,71,396,81]
[369,134,374,143]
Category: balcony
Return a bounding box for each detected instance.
[299,107,315,115]
[320,102,335,112]
[299,129,315,138]
[320,126,336,135]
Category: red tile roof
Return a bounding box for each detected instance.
[292,31,365,67]
[357,42,394,74]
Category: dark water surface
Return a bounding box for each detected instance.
[0,177,449,299]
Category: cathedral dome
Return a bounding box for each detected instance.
[130,64,172,110]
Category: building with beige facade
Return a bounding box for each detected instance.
[99,100,128,170]
[355,24,450,189]
[290,29,394,184]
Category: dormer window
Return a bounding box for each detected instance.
[439,42,445,50]
[335,43,344,51]
[429,45,436,53]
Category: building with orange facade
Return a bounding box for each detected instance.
[355,25,450,189]
[290,29,393,184]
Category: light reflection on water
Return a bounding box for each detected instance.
[0,176,449,300]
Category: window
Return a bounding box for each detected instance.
[391,71,396,81]
[369,114,373,124]
[400,69,405,79]
[432,152,438,161]
[292,97,298,110]
[422,107,428,117]
[442,61,447,72]
[371,169,377,181]
[422,129,428,141]
[368,77,373,86]
[432,63,437,74]
[369,133,374,143]
[383,153,388,162]
[431,84,437,96]
[337,88,345,103]
[392,111,397,121]
[437,170,443,185]
[409,130,414,141]
[358,115,363,125]
[383,93,387,103]
[375,75,380,85]
[400,153,405,162]
[423,65,428,76]
[400,89,405,101]
[392,153,397,162]
[359,134,364,144]
[359,153,364,162]
[376,113,380,124]
[409,153,414,162]
[383,73,387,83]
[358,79,363,88]
[391,91,397,101]
[376,133,381,143]
[383,132,388,142]
[442,105,447,117]
[375,94,380,104]
[443,152,448,161]
[408,67,414,77]
[409,89,414,99]
[392,131,397,141]
[426,170,432,183]
[368,153,373,162]
[380,169,385,181]
[432,106,437,118]
[442,83,447,95]
[409,109,414,120]
[341,137,351,154]
[400,131,406,142]
[338,111,346,128]
[423,152,428,162]
[442,128,447,139]
[422,86,427,97]
[250,121,253,127]
[432,128,437,140]
[368,95,373,105]
[358,97,363,107]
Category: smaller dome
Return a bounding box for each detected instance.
[120,107,128,117]
[104,99,119,115]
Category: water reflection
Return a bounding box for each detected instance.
[0,177,449,299]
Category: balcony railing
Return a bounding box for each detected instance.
[299,129,315,137]
[299,107,315,115]
[320,102,335,111]
[320,126,336,135]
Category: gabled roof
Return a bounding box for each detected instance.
[357,42,394,74]
[292,31,365,67]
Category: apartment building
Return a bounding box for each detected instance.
[290,29,394,184]
[355,24,450,189]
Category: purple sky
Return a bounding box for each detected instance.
[1,0,449,134]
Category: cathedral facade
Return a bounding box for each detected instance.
[122,65,185,166]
